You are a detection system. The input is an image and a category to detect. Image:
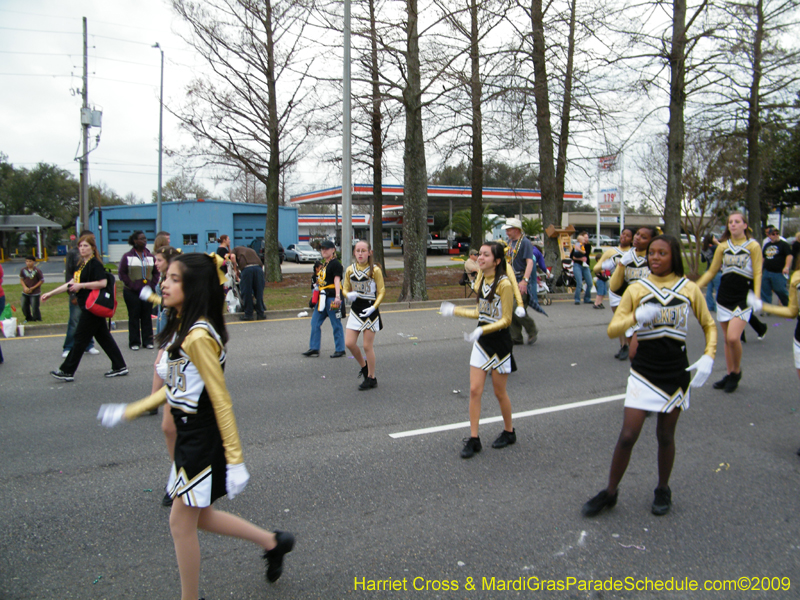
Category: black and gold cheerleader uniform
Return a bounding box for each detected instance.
[594,245,631,308]
[609,274,717,412]
[342,262,385,332]
[454,274,517,374]
[763,270,800,368]
[124,319,243,508]
[608,247,650,305]
[474,261,524,308]
[696,237,763,323]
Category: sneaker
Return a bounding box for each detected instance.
[574,301,580,305]
[257,312,267,320]
[130,345,140,351]
[50,370,74,382]
[651,486,672,516]
[239,314,254,321]
[724,371,741,393]
[358,364,368,379]
[618,345,629,361]
[104,367,129,378]
[613,347,622,359]
[712,374,729,389]
[145,344,154,350]
[527,332,538,346]
[757,326,768,341]
[263,530,295,583]
[581,489,618,517]
[358,377,378,391]
[62,350,70,358]
[491,428,517,449]
[85,347,100,355]
[460,436,482,459]
[301,349,319,357]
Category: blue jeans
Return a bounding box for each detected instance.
[64,299,95,352]
[309,294,344,352]
[573,262,592,302]
[761,270,789,306]
[705,272,722,311]
[239,266,266,317]
[595,277,608,297]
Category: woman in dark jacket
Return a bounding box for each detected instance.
[43,234,127,381]
[119,230,158,350]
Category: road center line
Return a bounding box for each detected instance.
[389,393,626,439]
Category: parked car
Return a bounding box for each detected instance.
[285,242,322,263]
[588,234,615,247]
[452,236,471,254]
[426,234,449,254]
[249,237,285,264]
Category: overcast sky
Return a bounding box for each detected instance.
[0,0,218,202]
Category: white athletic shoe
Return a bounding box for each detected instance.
[62,350,70,358]
[85,347,100,355]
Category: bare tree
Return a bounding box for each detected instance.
[170,0,319,281]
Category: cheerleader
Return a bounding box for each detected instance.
[582,235,717,517]
[695,211,763,393]
[607,226,657,360]
[97,253,294,598]
[440,242,517,459]
[594,228,633,354]
[343,240,385,390]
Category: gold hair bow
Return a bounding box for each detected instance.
[209,253,228,285]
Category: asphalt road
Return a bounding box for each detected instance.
[1,300,799,599]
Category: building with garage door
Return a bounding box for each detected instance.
[87,200,298,262]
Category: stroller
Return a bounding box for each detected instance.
[224,261,243,314]
[554,258,576,292]
[536,267,553,306]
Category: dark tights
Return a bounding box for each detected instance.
[606,407,681,493]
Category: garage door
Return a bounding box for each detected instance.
[232,214,265,247]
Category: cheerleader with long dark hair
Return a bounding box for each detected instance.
[440,242,517,459]
[98,253,294,598]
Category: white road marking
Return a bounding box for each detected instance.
[389,393,625,438]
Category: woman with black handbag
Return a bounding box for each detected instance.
[43,234,128,382]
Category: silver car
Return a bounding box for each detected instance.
[285,242,322,263]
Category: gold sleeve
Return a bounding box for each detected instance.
[372,266,386,309]
[478,279,514,335]
[695,243,724,288]
[607,284,640,338]
[748,240,763,299]
[342,265,354,294]
[145,290,162,306]
[687,282,718,358]
[474,263,523,307]
[593,248,616,275]
[124,387,168,420]
[454,304,479,320]
[764,271,800,318]
[608,257,627,294]
[184,330,244,466]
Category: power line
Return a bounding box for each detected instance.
[0,26,80,34]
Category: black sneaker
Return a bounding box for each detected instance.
[460,437,482,459]
[263,530,295,583]
[582,489,618,517]
[358,364,368,379]
[50,370,75,382]
[724,371,741,393]
[618,345,629,361]
[104,367,129,378]
[712,374,729,389]
[757,325,768,341]
[257,313,267,320]
[613,347,622,359]
[491,428,516,449]
[358,377,377,391]
[301,349,319,357]
[651,486,672,516]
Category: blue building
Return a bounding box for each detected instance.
[87,200,298,261]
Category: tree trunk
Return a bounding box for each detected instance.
[399,0,428,302]
[530,0,559,271]
[263,0,282,282]
[368,0,386,271]
[746,0,764,238]
[469,0,484,249]
[664,0,687,238]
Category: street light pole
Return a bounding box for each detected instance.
[153,43,164,233]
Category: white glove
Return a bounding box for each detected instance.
[686,354,714,388]
[634,303,662,326]
[601,259,615,272]
[746,290,763,313]
[514,306,526,318]
[346,291,358,301]
[155,351,169,380]
[439,301,456,317]
[464,327,482,343]
[359,306,376,318]
[97,404,127,428]
[619,251,635,267]
[226,463,250,499]
[139,286,154,302]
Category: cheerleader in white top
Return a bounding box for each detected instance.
[440,242,517,459]
[343,240,385,391]
[607,226,657,361]
[594,228,633,356]
[97,253,294,598]
[695,211,763,393]
[582,235,717,517]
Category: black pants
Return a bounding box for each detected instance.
[239,266,266,317]
[60,309,126,375]
[123,287,154,348]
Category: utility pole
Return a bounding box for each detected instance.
[79,16,89,230]
[153,43,164,233]
[341,0,352,266]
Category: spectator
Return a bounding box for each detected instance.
[62,231,98,358]
[153,231,171,254]
[570,230,593,305]
[229,244,266,321]
[119,230,158,350]
[19,255,44,321]
[0,262,4,364]
[464,248,480,283]
[761,227,792,307]
[701,233,721,312]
